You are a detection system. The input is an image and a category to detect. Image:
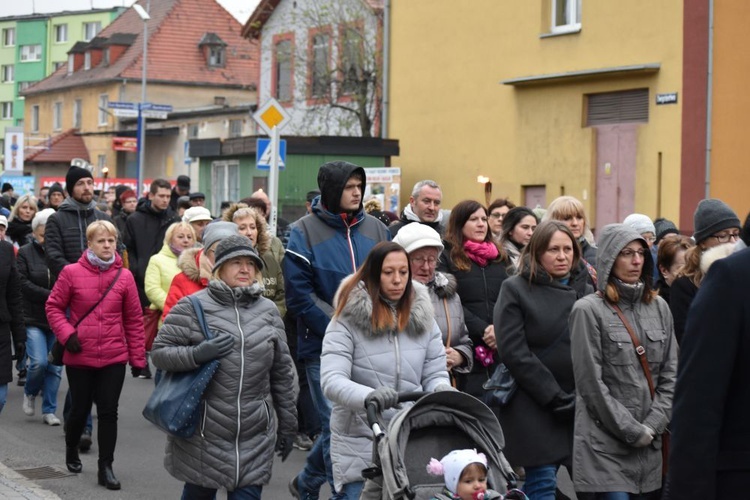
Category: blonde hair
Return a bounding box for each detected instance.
[164,221,196,246]
[9,194,39,222]
[230,206,270,255]
[86,220,118,240]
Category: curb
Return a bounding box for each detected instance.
[0,462,61,500]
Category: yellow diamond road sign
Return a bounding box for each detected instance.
[253,98,291,136]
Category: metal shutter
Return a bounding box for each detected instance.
[586,88,649,126]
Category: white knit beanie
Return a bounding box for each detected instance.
[623,213,656,236]
[426,449,488,494]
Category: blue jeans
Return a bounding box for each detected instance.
[0,383,7,414]
[24,326,62,414]
[339,481,363,499]
[524,464,558,500]
[297,359,338,498]
[181,483,262,500]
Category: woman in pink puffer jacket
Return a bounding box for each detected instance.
[46,220,145,491]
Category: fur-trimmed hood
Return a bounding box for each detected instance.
[333,276,434,337]
[429,271,459,299]
[177,247,211,284]
[700,242,735,274]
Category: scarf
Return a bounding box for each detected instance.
[403,203,443,224]
[463,240,499,267]
[86,248,115,271]
[169,244,185,257]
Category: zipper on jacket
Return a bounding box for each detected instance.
[232,298,245,490]
[393,331,401,392]
[262,400,271,431]
[346,225,356,272]
[200,402,208,438]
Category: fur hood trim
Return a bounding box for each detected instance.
[333,276,434,337]
[700,242,735,274]
[177,247,211,283]
[430,271,458,299]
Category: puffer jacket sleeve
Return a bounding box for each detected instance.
[121,270,146,369]
[144,256,167,310]
[151,297,208,372]
[570,299,645,444]
[321,320,372,410]
[269,312,298,436]
[496,280,562,406]
[45,266,76,345]
[5,249,25,345]
[44,212,68,277]
[17,247,50,303]
[451,303,473,374]
[642,298,678,434]
[421,320,451,391]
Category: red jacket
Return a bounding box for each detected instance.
[162,247,208,320]
[46,252,146,369]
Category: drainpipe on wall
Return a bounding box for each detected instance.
[381,0,391,138]
[704,0,714,198]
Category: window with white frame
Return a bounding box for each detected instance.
[208,46,225,67]
[18,81,34,94]
[84,52,91,70]
[1,102,12,119]
[31,105,39,132]
[98,94,108,126]
[187,123,199,139]
[551,0,581,33]
[229,119,243,138]
[97,154,106,169]
[73,99,82,128]
[1,65,13,83]
[20,44,43,62]
[210,160,240,216]
[54,24,68,43]
[2,28,15,47]
[83,22,101,41]
[53,102,62,130]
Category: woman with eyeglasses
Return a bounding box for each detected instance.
[569,224,678,499]
[669,199,740,343]
[438,200,511,399]
[487,198,516,242]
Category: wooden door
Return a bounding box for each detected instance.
[594,123,637,236]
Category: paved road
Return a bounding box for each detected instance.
[1,373,576,499]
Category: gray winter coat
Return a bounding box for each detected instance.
[569,224,677,494]
[427,271,473,374]
[151,280,298,491]
[321,278,450,491]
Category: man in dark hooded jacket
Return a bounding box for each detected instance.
[284,161,389,499]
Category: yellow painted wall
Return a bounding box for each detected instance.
[389,1,683,226]
[709,0,750,220]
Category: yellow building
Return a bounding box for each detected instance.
[388,1,684,234]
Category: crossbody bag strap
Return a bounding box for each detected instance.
[611,303,655,399]
[74,268,122,328]
[442,297,452,348]
[187,295,215,340]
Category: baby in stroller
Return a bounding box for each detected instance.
[426,449,528,500]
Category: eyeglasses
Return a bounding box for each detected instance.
[618,249,647,259]
[711,232,740,243]
[411,256,438,266]
[643,236,656,244]
[489,213,504,220]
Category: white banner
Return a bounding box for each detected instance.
[3,127,24,174]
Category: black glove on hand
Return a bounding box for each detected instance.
[12,342,25,361]
[549,391,575,421]
[192,335,234,364]
[275,434,294,462]
[365,387,399,412]
[65,333,82,353]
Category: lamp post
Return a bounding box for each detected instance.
[133,3,150,198]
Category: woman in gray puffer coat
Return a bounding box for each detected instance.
[321,242,451,499]
[569,224,677,498]
[152,235,298,499]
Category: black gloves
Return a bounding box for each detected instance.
[275,434,294,461]
[12,342,25,361]
[192,335,234,364]
[65,333,82,353]
[365,387,399,411]
[548,391,575,421]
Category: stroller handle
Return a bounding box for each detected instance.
[366,391,429,432]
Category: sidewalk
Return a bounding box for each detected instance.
[0,462,61,500]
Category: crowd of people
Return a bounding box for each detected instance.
[0,164,749,499]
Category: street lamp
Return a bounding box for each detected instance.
[477,175,493,206]
[133,3,150,198]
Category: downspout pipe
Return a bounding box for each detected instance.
[704,0,714,198]
[381,0,391,138]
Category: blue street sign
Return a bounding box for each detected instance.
[184,140,192,165]
[256,138,286,170]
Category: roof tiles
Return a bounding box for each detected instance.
[25,130,90,164]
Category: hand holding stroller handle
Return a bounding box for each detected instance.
[366,391,430,432]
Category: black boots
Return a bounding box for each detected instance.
[98,463,121,490]
[65,446,82,473]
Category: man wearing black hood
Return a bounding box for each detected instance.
[284,161,389,499]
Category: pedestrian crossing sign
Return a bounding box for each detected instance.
[256,138,287,170]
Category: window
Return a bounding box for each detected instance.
[211,160,240,216]
[98,94,108,126]
[586,89,649,126]
[340,25,364,95]
[1,65,13,83]
[1,102,12,120]
[208,46,225,67]
[20,44,43,62]
[551,0,581,33]
[187,123,199,139]
[103,48,110,66]
[84,52,91,70]
[54,24,68,43]
[274,39,293,102]
[53,102,63,130]
[73,99,82,128]
[310,32,330,98]
[18,81,35,96]
[97,154,106,169]
[30,105,39,133]
[229,119,243,138]
[54,61,66,71]
[2,28,14,47]
[83,22,101,41]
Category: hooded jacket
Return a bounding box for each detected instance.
[144,243,181,311]
[16,238,52,329]
[321,278,449,490]
[162,247,210,320]
[0,241,25,385]
[45,252,145,369]
[151,281,298,491]
[427,271,473,374]
[569,224,677,494]
[44,197,111,277]
[284,162,390,361]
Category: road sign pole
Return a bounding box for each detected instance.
[136,105,145,198]
[268,125,280,236]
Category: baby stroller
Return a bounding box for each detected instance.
[360,391,518,500]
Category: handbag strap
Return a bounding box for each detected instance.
[74,268,122,328]
[611,303,656,399]
[187,295,215,340]
[442,297,452,348]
